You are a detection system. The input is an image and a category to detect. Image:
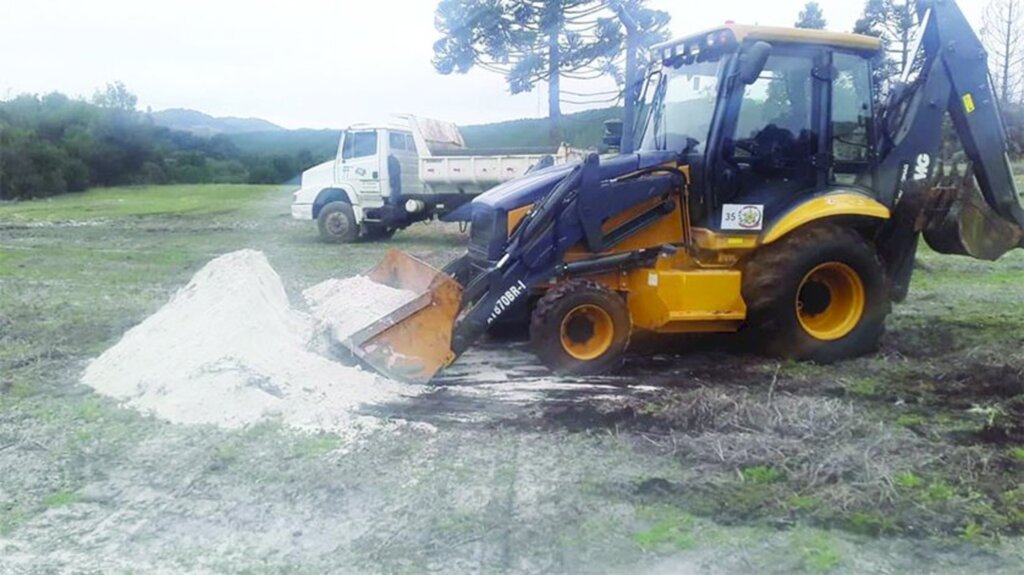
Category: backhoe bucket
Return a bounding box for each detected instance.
[922,179,1024,261]
[342,250,463,384]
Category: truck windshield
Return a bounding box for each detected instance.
[342,131,378,160]
[639,59,725,154]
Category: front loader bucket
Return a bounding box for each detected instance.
[342,250,463,384]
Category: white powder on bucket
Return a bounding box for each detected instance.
[82,250,422,436]
[303,277,418,342]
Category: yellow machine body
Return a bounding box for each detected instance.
[341,177,893,383]
[552,182,891,337]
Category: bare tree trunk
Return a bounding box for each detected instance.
[900,1,911,73]
[548,31,563,147]
[983,0,1024,105]
[621,33,639,154]
[1005,0,1015,103]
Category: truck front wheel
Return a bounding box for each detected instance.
[317,202,359,243]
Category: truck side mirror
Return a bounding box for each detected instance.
[739,41,772,85]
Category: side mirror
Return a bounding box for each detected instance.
[602,119,624,152]
[738,41,772,85]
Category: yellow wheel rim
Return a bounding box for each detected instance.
[560,305,616,361]
[796,262,866,342]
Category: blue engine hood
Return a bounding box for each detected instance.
[472,151,680,215]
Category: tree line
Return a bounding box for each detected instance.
[0,83,326,201]
[5,1,1023,201]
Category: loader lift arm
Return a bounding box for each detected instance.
[344,153,683,384]
[449,154,684,357]
[877,0,1024,283]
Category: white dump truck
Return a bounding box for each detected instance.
[291,115,582,242]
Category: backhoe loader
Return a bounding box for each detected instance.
[343,0,1024,383]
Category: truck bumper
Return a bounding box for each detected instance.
[291,202,314,221]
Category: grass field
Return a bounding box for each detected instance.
[1,184,1023,573]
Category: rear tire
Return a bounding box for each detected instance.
[317,202,358,243]
[742,224,891,363]
[530,281,631,375]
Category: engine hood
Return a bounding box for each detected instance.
[472,150,680,214]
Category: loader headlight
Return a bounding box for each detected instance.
[469,207,503,261]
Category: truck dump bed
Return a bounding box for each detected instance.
[402,115,583,188]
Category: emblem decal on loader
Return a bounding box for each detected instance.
[914,154,931,181]
[722,204,765,231]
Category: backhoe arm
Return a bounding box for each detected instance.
[877,0,1024,264]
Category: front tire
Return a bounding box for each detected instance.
[530,281,631,375]
[742,224,891,363]
[317,202,358,243]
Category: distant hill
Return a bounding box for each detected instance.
[150,108,285,137]
[163,106,625,159]
[227,129,340,158]
[461,107,622,150]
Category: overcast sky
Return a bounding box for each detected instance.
[0,0,987,130]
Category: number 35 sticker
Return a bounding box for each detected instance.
[721,204,765,231]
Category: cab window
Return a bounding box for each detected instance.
[389,132,406,152]
[731,52,817,171]
[831,53,873,185]
[389,131,416,153]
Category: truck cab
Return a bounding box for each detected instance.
[291,122,423,242]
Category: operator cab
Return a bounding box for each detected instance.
[638,25,882,233]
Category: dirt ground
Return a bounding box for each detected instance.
[1,185,1023,574]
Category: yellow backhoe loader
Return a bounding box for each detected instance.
[342,0,1024,383]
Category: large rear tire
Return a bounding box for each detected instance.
[530,281,631,375]
[742,224,891,363]
[317,201,359,244]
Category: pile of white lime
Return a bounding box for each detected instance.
[82,250,420,436]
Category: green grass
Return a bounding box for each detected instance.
[2,183,1023,571]
[741,466,785,484]
[0,184,278,221]
[793,530,843,573]
[895,472,924,490]
[43,489,79,508]
[632,505,698,552]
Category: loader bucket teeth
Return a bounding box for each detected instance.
[342,250,463,384]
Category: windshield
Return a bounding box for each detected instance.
[341,130,378,160]
[639,59,725,154]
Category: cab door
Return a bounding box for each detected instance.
[340,129,385,208]
[710,46,830,231]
